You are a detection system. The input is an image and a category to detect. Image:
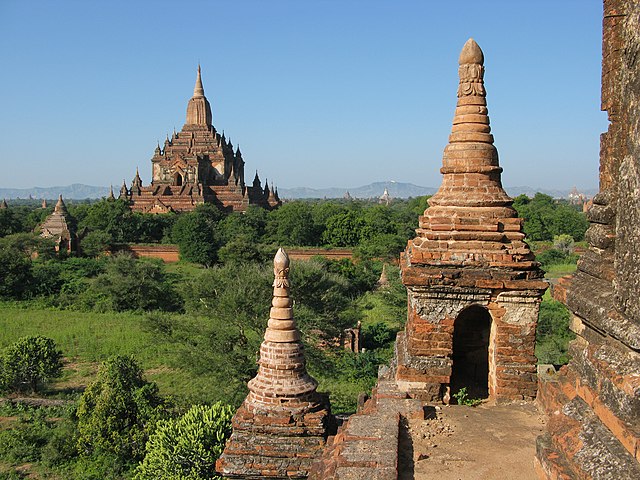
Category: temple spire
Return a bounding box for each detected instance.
[54,194,68,214]
[185,65,212,127]
[427,38,511,211]
[194,64,205,97]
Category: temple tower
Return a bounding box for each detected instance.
[185,65,213,127]
[39,195,76,252]
[217,248,333,479]
[395,39,547,402]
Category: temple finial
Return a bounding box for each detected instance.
[54,194,67,214]
[194,65,205,97]
[459,38,484,66]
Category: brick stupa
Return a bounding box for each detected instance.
[217,248,334,479]
[126,66,280,213]
[395,39,547,402]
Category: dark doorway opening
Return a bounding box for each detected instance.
[173,172,183,186]
[450,305,490,401]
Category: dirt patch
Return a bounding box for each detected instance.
[403,401,545,480]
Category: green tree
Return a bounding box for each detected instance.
[322,211,364,247]
[553,234,575,255]
[513,193,588,242]
[535,299,575,365]
[77,355,167,462]
[89,254,182,312]
[80,230,114,257]
[78,199,137,243]
[134,403,234,480]
[0,208,24,237]
[172,209,219,266]
[0,246,32,299]
[0,232,57,259]
[217,206,267,244]
[265,201,319,246]
[218,237,271,265]
[0,336,63,393]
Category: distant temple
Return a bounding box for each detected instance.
[125,67,281,213]
[378,187,391,205]
[39,195,76,252]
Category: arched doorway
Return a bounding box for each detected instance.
[450,305,491,401]
[173,172,183,186]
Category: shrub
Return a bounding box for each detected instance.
[0,336,63,394]
[536,248,579,269]
[536,298,575,366]
[134,403,234,480]
[362,322,395,350]
[76,355,168,462]
[87,254,182,312]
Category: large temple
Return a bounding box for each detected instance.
[125,67,281,213]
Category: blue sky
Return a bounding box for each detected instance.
[0,0,605,191]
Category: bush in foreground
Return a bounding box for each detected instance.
[134,403,234,480]
[0,336,63,394]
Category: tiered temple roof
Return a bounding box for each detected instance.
[126,67,280,213]
[217,248,334,479]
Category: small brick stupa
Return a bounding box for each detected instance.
[395,39,547,402]
[217,248,333,479]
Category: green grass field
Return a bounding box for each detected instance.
[0,303,219,403]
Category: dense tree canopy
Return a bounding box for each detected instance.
[513,193,588,241]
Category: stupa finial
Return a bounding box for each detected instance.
[459,38,484,66]
[194,64,205,97]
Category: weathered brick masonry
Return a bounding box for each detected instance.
[395,39,547,403]
[535,1,640,478]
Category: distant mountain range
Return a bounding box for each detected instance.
[277,182,599,200]
[0,182,598,201]
[0,184,111,200]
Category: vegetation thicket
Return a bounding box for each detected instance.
[0,193,585,478]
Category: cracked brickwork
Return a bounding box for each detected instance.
[535,1,640,478]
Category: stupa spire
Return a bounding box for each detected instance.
[54,194,67,214]
[246,248,319,405]
[217,248,334,478]
[193,64,205,97]
[185,65,212,127]
[427,38,511,211]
